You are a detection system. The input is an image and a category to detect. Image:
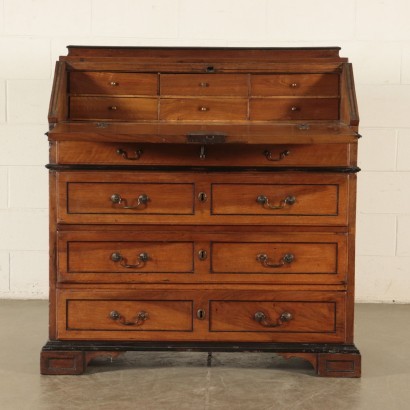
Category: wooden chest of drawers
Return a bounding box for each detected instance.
[41,47,361,377]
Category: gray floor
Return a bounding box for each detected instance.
[0,302,409,410]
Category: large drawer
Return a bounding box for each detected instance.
[250,98,339,120]
[66,182,194,215]
[251,74,339,96]
[160,74,248,96]
[67,300,193,331]
[55,142,352,167]
[159,98,248,120]
[57,172,349,226]
[70,72,158,95]
[212,183,338,216]
[57,231,347,284]
[211,241,340,275]
[57,289,346,342]
[69,96,158,120]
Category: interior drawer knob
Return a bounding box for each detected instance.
[290,83,298,88]
[199,82,209,88]
[111,252,150,268]
[109,310,149,326]
[256,253,294,268]
[109,106,118,110]
[109,81,119,86]
[291,106,299,111]
[199,106,209,111]
[254,311,293,327]
[256,195,296,209]
[110,193,150,209]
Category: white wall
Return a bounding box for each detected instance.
[0,0,409,301]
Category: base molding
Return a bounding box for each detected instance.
[41,341,361,377]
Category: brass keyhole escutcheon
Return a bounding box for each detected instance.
[198,192,207,202]
[197,309,206,320]
[198,250,207,260]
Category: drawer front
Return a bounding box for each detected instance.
[56,142,351,167]
[212,242,338,274]
[66,182,194,215]
[67,241,194,273]
[58,172,349,225]
[210,301,336,333]
[70,72,158,95]
[160,98,248,120]
[67,300,193,331]
[212,183,339,216]
[251,74,339,96]
[57,231,347,284]
[69,96,158,120]
[160,74,248,96]
[57,290,346,342]
[250,98,339,120]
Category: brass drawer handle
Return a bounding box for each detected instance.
[256,253,294,268]
[256,195,296,209]
[109,106,118,110]
[199,106,209,111]
[116,148,143,161]
[109,310,148,326]
[111,251,149,268]
[264,149,290,162]
[109,81,119,86]
[199,82,209,88]
[254,311,293,327]
[110,193,149,209]
[290,83,298,88]
[291,106,299,112]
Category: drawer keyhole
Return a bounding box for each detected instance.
[198,250,207,260]
[198,192,207,202]
[197,309,206,320]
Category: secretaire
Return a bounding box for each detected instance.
[41,46,361,377]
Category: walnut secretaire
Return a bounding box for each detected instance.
[41,47,361,377]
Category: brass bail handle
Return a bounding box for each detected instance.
[110,193,150,209]
[116,148,143,161]
[109,310,149,326]
[254,311,293,327]
[111,251,150,268]
[256,195,296,210]
[264,149,290,162]
[256,253,294,268]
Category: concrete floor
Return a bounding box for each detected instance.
[0,302,409,410]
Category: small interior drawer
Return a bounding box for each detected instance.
[250,98,339,120]
[251,74,339,96]
[160,74,248,96]
[159,98,248,120]
[69,72,158,95]
[69,96,158,120]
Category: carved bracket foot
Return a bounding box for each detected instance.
[317,353,361,377]
[41,350,123,375]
